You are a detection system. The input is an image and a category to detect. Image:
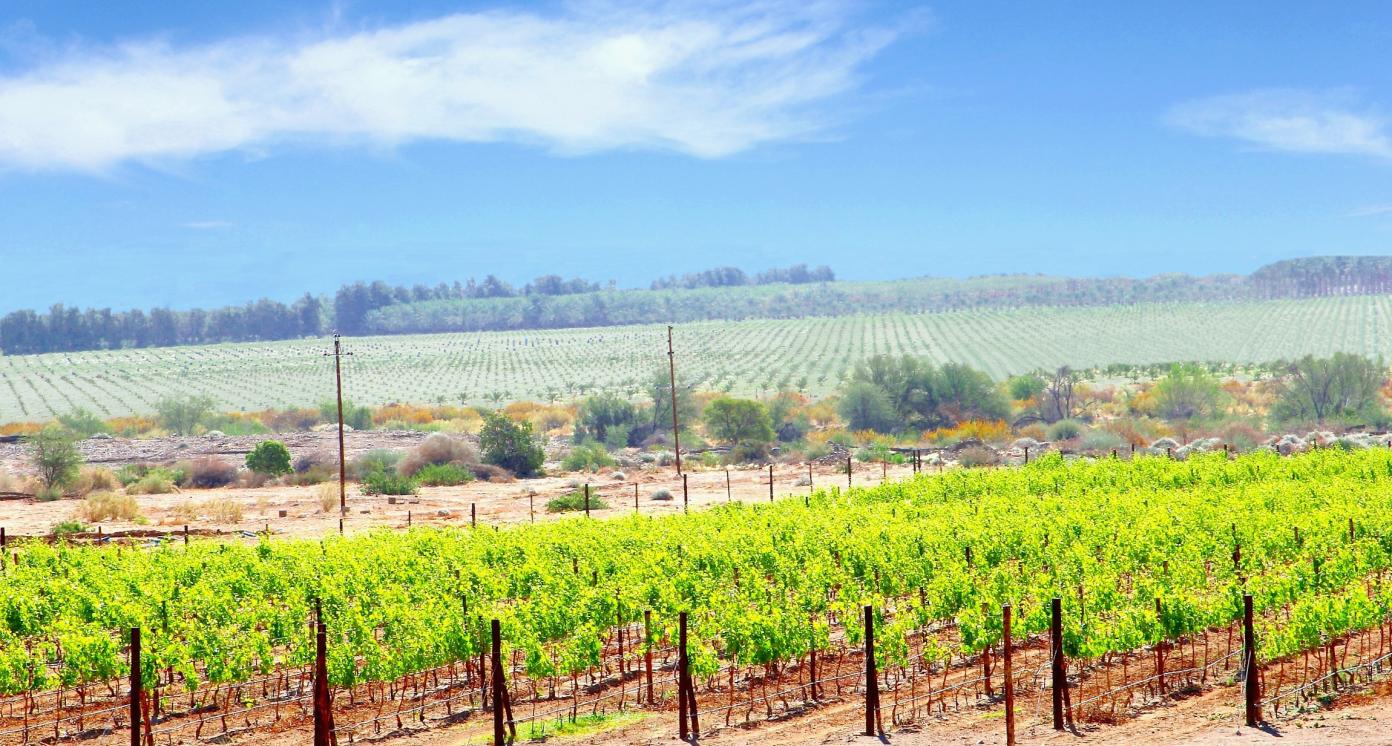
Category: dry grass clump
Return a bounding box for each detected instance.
[170,498,244,524]
[77,492,140,523]
[126,472,176,495]
[317,483,340,513]
[74,467,121,495]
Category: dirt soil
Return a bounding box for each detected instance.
[0,432,905,539]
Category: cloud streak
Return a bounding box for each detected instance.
[1167,89,1392,162]
[0,1,895,171]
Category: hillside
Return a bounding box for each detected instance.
[3,294,1391,423]
[3,256,1389,356]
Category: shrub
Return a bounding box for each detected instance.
[127,472,175,495]
[57,408,111,438]
[562,443,616,472]
[287,465,335,486]
[31,425,82,491]
[469,464,515,483]
[52,520,88,536]
[957,446,999,467]
[246,441,293,477]
[480,411,545,477]
[362,471,419,496]
[352,450,403,480]
[77,492,140,522]
[317,483,341,513]
[185,458,239,488]
[398,434,477,477]
[547,490,608,513]
[1079,429,1125,452]
[294,451,337,473]
[926,420,1012,446]
[1046,419,1084,441]
[74,466,121,495]
[650,488,673,501]
[36,484,65,502]
[414,463,475,487]
[155,395,216,435]
[203,499,244,523]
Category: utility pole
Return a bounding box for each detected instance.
[325,333,353,515]
[667,325,682,475]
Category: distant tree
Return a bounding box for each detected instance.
[703,398,775,446]
[847,355,1007,431]
[156,395,216,435]
[574,393,639,448]
[480,411,545,477]
[246,440,293,477]
[1272,353,1387,425]
[935,363,1010,423]
[56,408,111,438]
[1007,374,1046,402]
[837,382,899,432]
[1041,367,1079,423]
[31,425,82,491]
[648,369,699,442]
[1151,363,1226,421]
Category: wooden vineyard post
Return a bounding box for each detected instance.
[491,619,515,745]
[529,493,535,523]
[644,610,655,704]
[129,627,142,746]
[864,605,879,736]
[847,456,852,489]
[584,484,591,518]
[472,503,477,528]
[634,483,639,513]
[1051,597,1065,730]
[667,326,683,475]
[1003,604,1015,746]
[313,620,337,746]
[338,518,343,535]
[682,474,689,512]
[1243,594,1260,727]
[1023,445,1029,464]
[678,612,699,740]
[725,469,731,502]
[1156,597,1165,693]
[807,462,813,492]
[183,525,189,545]
[982,602,993,697]
[882,460,887,481]
[768,465,774,502]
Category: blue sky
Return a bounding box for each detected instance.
[0,1,1389,312]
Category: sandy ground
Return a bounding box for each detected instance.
[0,457,909,540]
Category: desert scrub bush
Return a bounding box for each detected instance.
[469,464,515,482]
[1079,429,1126,452]
[414,463,475,486]
[956,446,999,468]
[74,466,121,495]
[77,492,140,522]
[246,440,293,477]
[398,434,477,478]
[650,488,673,501]
[546,490,608,513]
[352,449,403,480]
[36,484,65,502]
[480,411,545,477]
[127,471,176,495]
[183,458,239,488]
[562,443,616,473]
[287,465,335,486]
[1046,419,1084,441]
[52,520,88,536]
[362,470,419,496]
[170,498,244,523]
[31,425,82,492]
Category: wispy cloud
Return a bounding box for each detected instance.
[1167,89,1392,161]
[181,220,233,230]
[0,1,897,171]
[1348,204,1392,218]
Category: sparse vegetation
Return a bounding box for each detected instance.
[546,489,607,513]
[77,492,140,522]
[413,463,474,486]
[246,440,293,477]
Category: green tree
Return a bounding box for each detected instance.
[246,440,293,476]
[31,425,82,491]
[56,408,110,438]
[702,398,775,446]
[574,393,638,448]
[1151,363,1226,421]
[480,411,545,477]
[1272,353,1387,425]
[319,400,373,431]
[1006,374,1046,402]
[837,382,899,432]
[648,369,698,443]
[156,395,216,435]
[847,355,1008,431]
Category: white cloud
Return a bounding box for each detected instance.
[1348,204,1392,218]
[1167,89,1392,161]
[0,1,896,171]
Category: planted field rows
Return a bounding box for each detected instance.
[3,295,1392,422]
[3,449,1392,743]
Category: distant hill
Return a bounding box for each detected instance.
[1,257,1389,355]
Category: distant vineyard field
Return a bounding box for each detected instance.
[1,295,1390,422]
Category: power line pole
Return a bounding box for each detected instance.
[667,325,682,475]
[325,333,353,515]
